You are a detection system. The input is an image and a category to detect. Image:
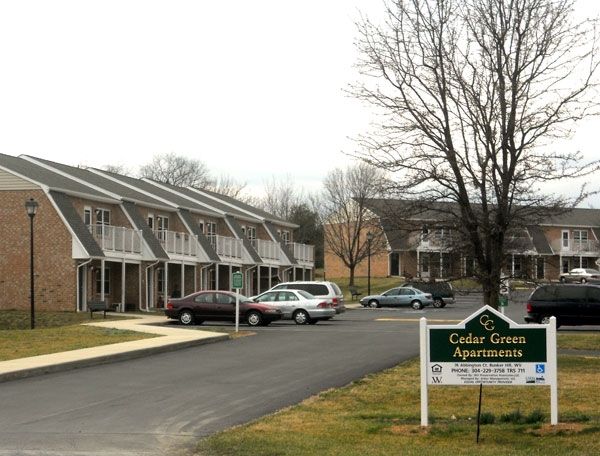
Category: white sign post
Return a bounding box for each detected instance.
[232,272,243,333]
[420,305,557,427]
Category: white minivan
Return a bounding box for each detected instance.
[268,281,346,314]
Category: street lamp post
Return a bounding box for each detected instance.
[366,231,373,296]
[25,198,38,330]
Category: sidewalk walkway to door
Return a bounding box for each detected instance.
[0,314,229,383]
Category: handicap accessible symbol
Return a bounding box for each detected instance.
[536,364,545,374]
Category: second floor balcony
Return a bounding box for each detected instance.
[292,242,314,264]
[89,225,143,254]
[209,234,243,260]
[551,238,600,255]
[156,230,199,257]
[252,239,280,261]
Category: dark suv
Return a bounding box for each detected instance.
[525,283,600,327]
[401,281,455,308]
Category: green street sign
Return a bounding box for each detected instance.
[232,272,243,289]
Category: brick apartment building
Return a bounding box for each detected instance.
[325,198,600,282]
[0,154,314,313]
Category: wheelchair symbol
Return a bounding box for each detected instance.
[536,364,545,374]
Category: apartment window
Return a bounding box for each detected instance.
[157,215,169,241]
[281,230,291,243]
[148,214,154,230]
[95,208,110,236]
[95,268,110,294]
[434,227,449,239]
[206,222,217,247]
[562,231,569,248]
[573,230,588,247]
[84,206,92,225]
[246,226,257,245]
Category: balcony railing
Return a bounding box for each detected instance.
[551,239,600,254]
[417,233,454,250]
[209,234,243,260]
[253,239,280,261]
[156,230,198,256]
[292,242,314,263]
[88,225,143,254]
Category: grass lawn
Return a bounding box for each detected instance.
[196,349,600,455]
[0,310,159,361]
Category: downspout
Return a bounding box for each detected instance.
[77,259,92,312]
[143,260,160,312]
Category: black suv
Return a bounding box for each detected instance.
[401,281,455,308]
[525,283,600,327]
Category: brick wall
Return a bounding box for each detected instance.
[0,190,77,311]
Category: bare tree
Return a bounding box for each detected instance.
[139,152,213,188]
[259,175,306,220]
[322,162,388,286]
[206,173,249,200]
[351,0,600,307]
[101,163,133,176]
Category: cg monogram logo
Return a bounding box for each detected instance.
[479,314,495,331]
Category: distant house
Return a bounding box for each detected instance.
[0,154,314,312]
[324,198,600,282]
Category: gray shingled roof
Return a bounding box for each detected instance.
[27,156,173,209]
[0,154,117,202]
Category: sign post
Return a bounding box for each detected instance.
[420,305,557,426]
[232,272,243,333]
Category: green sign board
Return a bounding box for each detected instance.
[429,308,547,363]
[421,305,558,427]
[232,272,243,289]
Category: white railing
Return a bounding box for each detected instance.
[292,242,314,263]
[88,225,143,254]
[254,239,280,261]
[551,239,600,254]
[210,235,243,260]
[156,230,199,257]
[418,233,454,249]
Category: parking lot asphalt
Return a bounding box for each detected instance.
[0,314,229,383]
[2,300,598,384]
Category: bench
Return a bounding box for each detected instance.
[87,300,114,319]
[349,287,362,301]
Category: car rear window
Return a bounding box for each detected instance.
[532,285,587,302]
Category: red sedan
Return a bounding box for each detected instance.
[165,290,283,326]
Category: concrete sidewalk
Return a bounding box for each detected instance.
[0,314,229,383]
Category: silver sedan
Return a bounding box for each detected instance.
[559,268,600,283]
[360,287,434,309]
[252,289,336,324]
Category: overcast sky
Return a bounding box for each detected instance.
[0,0,599,205]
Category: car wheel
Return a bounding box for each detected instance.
[540,315,552,325]
[560,276,566,283]
[368,300,379,308]
[246,310,263,327]
[581,278,587,284]
[293,309,310,325]
[411,300,423,310]
[179,310,194,326]
[433,298,444,308]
